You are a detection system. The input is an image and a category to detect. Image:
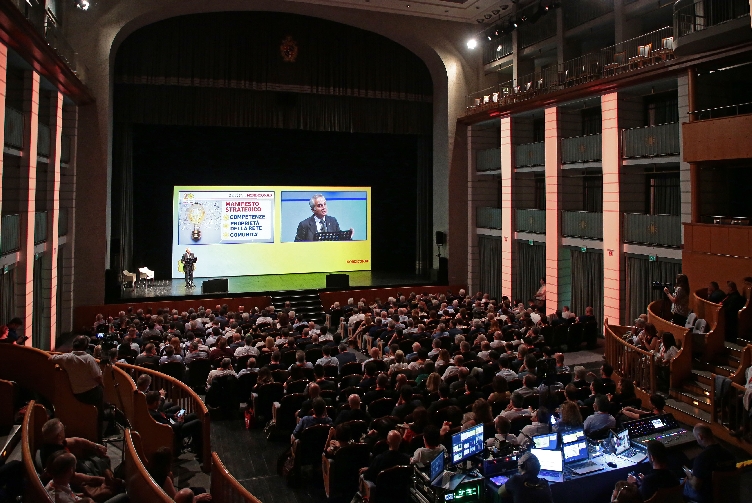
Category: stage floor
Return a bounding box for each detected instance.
[120,270,432,299]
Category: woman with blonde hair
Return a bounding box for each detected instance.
[261,336,275,353]
[388,350,409,375]
[556,401,584,431]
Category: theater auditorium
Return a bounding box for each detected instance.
[0,1,752,502]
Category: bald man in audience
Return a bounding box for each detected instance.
[334,394,372,425]
[360,430,410,483]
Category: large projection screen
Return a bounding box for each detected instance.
[172,186,371,278]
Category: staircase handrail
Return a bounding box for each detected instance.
[604,321,657,394]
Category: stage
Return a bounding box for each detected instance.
[119,270,434,300]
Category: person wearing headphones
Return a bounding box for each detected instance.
[498,452,553,503]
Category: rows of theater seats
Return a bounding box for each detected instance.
[0,343,261,502]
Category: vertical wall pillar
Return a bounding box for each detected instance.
[544,106,561,315]
[0,43,7,223]
[15,71,40,343]
[43,92,63,349]
[501,117,514,298]
[58,104,78,335]
[683,69,699,224]
[602,92,623,326]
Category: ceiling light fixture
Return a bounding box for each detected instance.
[466,38,478,50]
[74,0,90,10]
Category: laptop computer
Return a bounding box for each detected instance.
[613,428,647,463]
[530,448,564,483]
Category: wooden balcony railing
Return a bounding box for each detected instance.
[0,344,98,440]
[21,401,53,503]
[710,345,752,437]
[211,452,264,503]
[647,300,693,389]
[604,323,657,394]
[118,362,211,473]
[692,288,727,358]
[123,429,173,502]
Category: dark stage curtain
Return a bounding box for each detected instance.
[112,123,133,274]
[514,241,545,304]
[415,136,433,275]
[479,236,502,301]
[114,12,433,101]
[570,248,603,330]
[32,255,45,349]
[626,256,682,325]
[114,85,432,135]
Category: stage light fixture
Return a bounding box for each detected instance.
[466,38,478,49]
[75,0,90,10]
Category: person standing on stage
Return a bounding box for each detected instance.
[181,248,197,288]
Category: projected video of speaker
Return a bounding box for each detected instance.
[172,186,371,278]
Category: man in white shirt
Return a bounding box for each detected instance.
[50,336,103,411]
[206,358,237,391]
[441,355,465,381]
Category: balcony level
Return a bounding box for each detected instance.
[673,0,751,56]
[465,26,674,120]
[683,111,752,163]
[562,210,603,240]
[515,208,545,234]
[476,207,501,230]
[623,122,680,162]
[624,213,682,247]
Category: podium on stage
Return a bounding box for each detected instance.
[314,230,353,241]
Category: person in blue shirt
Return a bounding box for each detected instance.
[583,395,616,437]
[291,398,332,442]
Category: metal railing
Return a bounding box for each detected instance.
[10,0,84,79]
[515,209,546,234]
[562,133,602,164]
[674,0,750,37]
[37,123,50,158]
[58,208,68,237]
[622,123,680,158]
[477,148,501,172]
[515,141,545,167]
[483,34,513,65]
[465,27,675,115]
[623,213,681,247]
[563,0,614,31]
[60,135,71,163]
[34,211,47,245]
[518,10,557,49]
[477,207,502,229]
[1,215,21,255]
[689,102,752,121]
[562,210,603,239]
[4,107,24,149]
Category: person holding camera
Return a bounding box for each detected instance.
[663,274,690,326]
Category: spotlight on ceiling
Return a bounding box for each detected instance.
[75,0,90,10]
[466,38,478,50]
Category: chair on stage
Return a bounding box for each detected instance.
[138,267,155,282]
[122,270,136,288]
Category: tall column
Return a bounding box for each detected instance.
[15,71,40,344]
[544,106,561,316]
[683,69,699,224]
[43,92,63,349]
[0,44,7,230]
[58,104,78,336]
[602,92,623,326]
[501,117,515,298]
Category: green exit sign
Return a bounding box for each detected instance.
[528,240,534,245]
[649,255,657,262]
[580,246,587,252]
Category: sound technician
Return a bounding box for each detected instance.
[498,452,554,503]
